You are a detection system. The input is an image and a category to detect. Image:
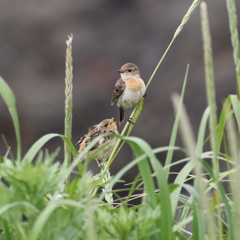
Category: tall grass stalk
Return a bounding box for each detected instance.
[146,0,200,89]
[201,3,225,238]
[64,35,73,168]
[226,110,240,240]
[200,1,219,180]
[105,0,200,172]
[172,93,214,240]
[226,0,240,97]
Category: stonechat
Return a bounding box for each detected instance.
[111,63,146,124]
[78,118,118,161]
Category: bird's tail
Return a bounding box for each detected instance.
[119,107,125,124]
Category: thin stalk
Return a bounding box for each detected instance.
[64,35,73,169]
[226,0,240,97]
[201,2,219,180]
[164,64,189,175]
[200,2,222,239]
[104,0,200,172]
[172,93,215,240]
[146,0,200,89]
[226,107,240,240]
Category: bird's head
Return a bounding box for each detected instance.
[117,63,140,81]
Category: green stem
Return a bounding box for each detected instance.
[64,35,73,170]
[104,0,200,172]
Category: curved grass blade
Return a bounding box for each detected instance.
[229,94,240,126]
[129,137,174,240]
[172,91,213,239]
[28,199,84,240]
[61,135,78,158]
[217,95,239,153]
[23,133,78,163]
[165,64,189,174]
[0,201,39,215]
[201,159,234,240]
[196,107,210,156]
[0,76,21,160]
[171,161,193,220]
[61,134,112,187]
[125,137,158,209]
[217,96,232,152]
[109,136,174,240]
[146,0,200,89]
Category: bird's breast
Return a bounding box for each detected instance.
[125,78,145,92]
[117,78,146,109]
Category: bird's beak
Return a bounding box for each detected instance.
[117,69,124,73]
[108,118,116,126]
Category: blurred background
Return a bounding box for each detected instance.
[0,0,239,183]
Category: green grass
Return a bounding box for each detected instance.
[0,0,240,239]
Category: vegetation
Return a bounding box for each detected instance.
[0,0,239,239]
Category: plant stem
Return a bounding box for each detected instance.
[64,35,73,169]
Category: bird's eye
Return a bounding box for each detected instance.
[104,124,108,127]
[128,69,132,72]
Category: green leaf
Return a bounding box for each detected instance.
[196,107,210,156]
[23,133,78,163]
[28,199,84,240]
[125,136,174,240]
[165,64,189,174]
[0,76,21,160]
[229,94,240,126]
[126,137,157,209]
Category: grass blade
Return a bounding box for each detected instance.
[165,64,189,174]
[196,107,210,156]
[172,92,216,239]
[229,95,240,126]
[28,200,84,240]
[126,137,157,209]
[23,133,78,163]
[226,0,240,96]
[201,1,219,179]
[226,109,240,240]
[0,76,21,160]
[123,136,174,240]
[146,0,200,89]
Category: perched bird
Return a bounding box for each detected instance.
[111,63,146,124]
[78,118,118,161]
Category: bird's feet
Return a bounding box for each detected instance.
[127,118,135,125]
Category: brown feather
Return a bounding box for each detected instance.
[77,119,118,159]
[111,78,126,105]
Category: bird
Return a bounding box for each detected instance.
[111,63,146,124]
[78,118,118,162]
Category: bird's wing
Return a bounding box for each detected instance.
[77,134,88,153]
[77,134,87,145]
[111,78,126,105]
[78,128,105,153]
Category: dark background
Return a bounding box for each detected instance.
[0,0,239,181]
